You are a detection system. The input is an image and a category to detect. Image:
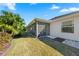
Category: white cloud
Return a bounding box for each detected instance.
[6,3,16,10]
[60,7,79,13]
[50,4,60,10]
[0,3,16,10]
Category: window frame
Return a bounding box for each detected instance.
[61,20,74,33]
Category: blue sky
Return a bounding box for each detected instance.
[0,3,79,25]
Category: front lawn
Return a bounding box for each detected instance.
[4,38,63,56]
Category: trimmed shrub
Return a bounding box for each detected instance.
[0,32,12,43]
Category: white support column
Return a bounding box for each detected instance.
[36,22,38,38]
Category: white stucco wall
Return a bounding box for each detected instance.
[50,15,79,41]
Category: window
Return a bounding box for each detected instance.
[62,20,74,33]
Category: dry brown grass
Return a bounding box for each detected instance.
[5,38,63,56]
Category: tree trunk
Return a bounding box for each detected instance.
[2,28,5,33]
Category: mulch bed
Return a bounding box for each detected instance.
[0,43,10,56]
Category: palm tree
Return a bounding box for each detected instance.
[0,10,26,37]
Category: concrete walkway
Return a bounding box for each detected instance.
[39,37,79,56]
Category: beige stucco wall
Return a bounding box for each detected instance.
[50,14,79,41]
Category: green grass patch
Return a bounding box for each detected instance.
[5,38,63,56]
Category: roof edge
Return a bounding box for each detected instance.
[27,18,51,27]
[50,11,79,20]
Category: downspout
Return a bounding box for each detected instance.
[36,21,38,38]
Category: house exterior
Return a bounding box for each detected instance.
[27,18,51,37]
[27,11,79,49]
[50,11,79,42]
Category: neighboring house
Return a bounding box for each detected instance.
[27,11,79,49]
